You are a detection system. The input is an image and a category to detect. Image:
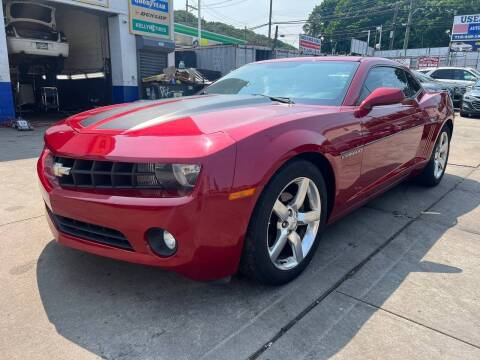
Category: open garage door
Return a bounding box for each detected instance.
[7,1,112,118]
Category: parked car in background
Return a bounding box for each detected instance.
[413,71,462,108]
[425,67,479,87]
[450,42,474,52]
[412,71,454,103]
[5,1,69,63]
[38,57,454,285]
[460,80,480,117]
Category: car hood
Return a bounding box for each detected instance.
[46,94,339,161]
[466,89,480,97]
[65,94,335,138]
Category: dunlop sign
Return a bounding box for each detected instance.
[129,0,172,39]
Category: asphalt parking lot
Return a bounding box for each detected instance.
[1,114,479,360]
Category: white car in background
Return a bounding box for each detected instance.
[5,1,69,59]
[450,42,474,52]
[424,67,479,87]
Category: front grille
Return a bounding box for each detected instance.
[55,157,160,189]
[472,100,480,110]
[47,208,133,251]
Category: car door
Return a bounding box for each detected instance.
[357,66,425,193]
[453,69,478,84]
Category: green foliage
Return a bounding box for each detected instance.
[174,10,295,50]
[304,0,480,54]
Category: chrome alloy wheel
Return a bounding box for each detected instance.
[267,177,321,270]
[434,132,449,179]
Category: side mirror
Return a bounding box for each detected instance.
[356,87,406,117]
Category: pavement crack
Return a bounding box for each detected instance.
[335,290,480,351]
[0,214,45,228]
[248,176,471,359]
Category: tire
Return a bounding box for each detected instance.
[460,111,469,117]
[240,160,328,285]
[415,126,451,187]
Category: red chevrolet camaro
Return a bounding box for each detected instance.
[38,57,454,285]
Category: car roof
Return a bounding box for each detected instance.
[255,56,402,66]
[427,67,473,70]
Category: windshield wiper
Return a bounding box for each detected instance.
[253,94,295,104]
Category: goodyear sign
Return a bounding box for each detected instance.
[129,0,172,39]
[451,14,480,52]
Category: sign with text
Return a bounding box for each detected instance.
[392,58,411,67]
[73,0,109,7]
[451,14,480,52]
[299,35,322,56]
[129,0,172,39]
[418,56,440,69]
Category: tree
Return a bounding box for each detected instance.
[304,0,480,54]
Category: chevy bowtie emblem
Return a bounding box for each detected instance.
[53,163,72,177]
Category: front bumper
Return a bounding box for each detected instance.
[461,99,480,115]
[38,148,253,281]
[7,37,69,57]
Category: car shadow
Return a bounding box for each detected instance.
[35,172,480,359]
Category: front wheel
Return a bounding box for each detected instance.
[241,160,328,285]
[415,127,451,187]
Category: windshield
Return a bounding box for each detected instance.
[474,80,480,89]
[204,61,360,105]
[469,68,480,77]
[12,22,58,41]
[10,3,53,24]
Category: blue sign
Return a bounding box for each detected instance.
[131,0,168,13]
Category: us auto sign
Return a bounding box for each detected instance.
[451,14,480,52]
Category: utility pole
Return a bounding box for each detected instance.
[198,0,202,47]
[272,25,279,52]
[367,29,371,55]
[403,0,415,56]
[389,1,399,50]
[377,25,383,51]
[186,0,189,13]
[268,0,273,41]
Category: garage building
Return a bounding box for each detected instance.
[0,0,176,124]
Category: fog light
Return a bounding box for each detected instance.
[146,228,177,257]
[163,231,177,250]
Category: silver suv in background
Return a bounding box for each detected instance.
[461,80,480,117]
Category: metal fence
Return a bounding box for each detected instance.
[374,47,480,70]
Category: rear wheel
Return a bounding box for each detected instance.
[241,160,328,285]
[415,127,451,187]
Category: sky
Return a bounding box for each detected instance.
[173,0,320,48]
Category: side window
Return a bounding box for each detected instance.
[430,69,454,80]
[455,70,477,81]
[357,67,409,104]
[405,71,422,97]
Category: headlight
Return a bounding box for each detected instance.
[463,94,473,101]
[135,163,201,190]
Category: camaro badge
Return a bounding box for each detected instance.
[341,148,363,160]
[53,163,71,177]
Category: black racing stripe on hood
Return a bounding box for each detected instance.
[80,99,174,127]
[96,95,272,130]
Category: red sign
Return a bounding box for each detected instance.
[418,56,440,69]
